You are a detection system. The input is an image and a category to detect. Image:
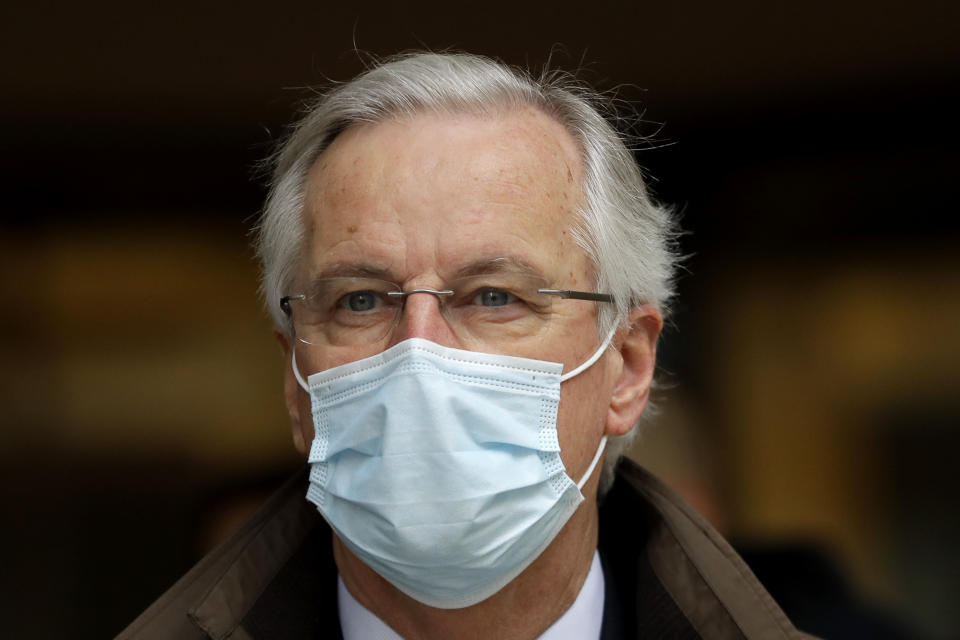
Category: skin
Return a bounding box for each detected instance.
[277,107,662,640]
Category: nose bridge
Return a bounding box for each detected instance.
[392,288,457,345]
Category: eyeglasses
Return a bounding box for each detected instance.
[280,273,614,350]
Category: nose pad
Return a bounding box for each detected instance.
[390,291,459,347]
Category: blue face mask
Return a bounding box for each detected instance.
[292,331,614,609]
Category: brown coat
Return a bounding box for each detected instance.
[116,460,814,639]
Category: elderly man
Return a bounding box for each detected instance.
[119,53,808,639]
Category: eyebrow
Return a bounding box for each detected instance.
[306,255,545,288]
[312,262,395,281]
[451,256,545,280]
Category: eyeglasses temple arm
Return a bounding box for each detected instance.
[279,294,306,316]
[539,289,614,303]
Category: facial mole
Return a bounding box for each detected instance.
[347,225,358,233]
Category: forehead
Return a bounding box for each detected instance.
[300,108,590,284]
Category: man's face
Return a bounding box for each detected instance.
[285,107,623,485]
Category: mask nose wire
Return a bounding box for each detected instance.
[293,323,619,392]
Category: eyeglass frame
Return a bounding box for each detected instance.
[279,285,614,327]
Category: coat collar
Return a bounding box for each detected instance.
[186,461,804,640]
[188,467,336,639]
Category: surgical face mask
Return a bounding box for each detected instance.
[292,330,614,609]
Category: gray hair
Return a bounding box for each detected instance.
[255,52,679,493]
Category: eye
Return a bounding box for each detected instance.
[339,290,382,312]
[474,288,516,307]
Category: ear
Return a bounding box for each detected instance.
[605,305,663,437]
[276,330,311,456]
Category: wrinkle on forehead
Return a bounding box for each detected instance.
[309,107,582,206]
[299,107,590,288]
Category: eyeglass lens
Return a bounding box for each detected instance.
[287,274,559,350]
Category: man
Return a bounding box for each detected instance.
[118,53,810,639]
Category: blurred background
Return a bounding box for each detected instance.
[1,1,958,638]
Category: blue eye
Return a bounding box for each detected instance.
[342,291,380,312]
[476,289,515,307]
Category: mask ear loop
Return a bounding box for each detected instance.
[560,324,618,382]
[292,350,309,392]
[558,323,619,490]
[577,435,607,490]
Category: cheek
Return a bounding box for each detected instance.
[299,344,370,374]
[555,368,611,479]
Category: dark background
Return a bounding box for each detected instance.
[1,1,958,638]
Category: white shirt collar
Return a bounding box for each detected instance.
[338,550,605,640]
